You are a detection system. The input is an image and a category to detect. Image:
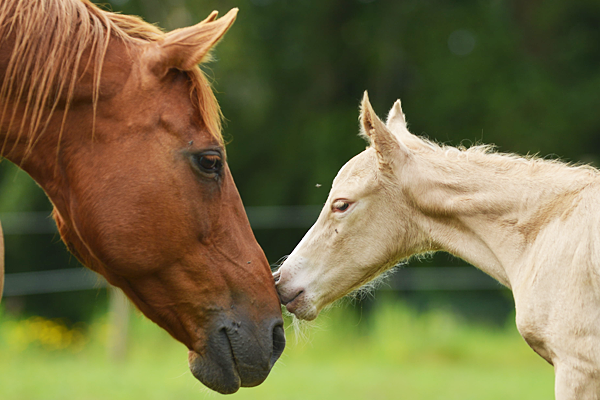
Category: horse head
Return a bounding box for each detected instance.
[275,92,432,320]
[0,3,283,394]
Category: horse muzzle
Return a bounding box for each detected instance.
[188,317,285,394]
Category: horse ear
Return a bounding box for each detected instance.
[386,98,431,150]
[149,8,238,77]
[360,91,410,167]
[386,100,409,135]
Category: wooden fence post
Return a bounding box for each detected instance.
[107,285,130,361]
[0,221,4,304]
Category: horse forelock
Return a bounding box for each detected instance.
[0,0,223,160]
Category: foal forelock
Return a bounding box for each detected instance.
[0,0,222,159]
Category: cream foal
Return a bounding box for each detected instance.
[275,91,600,399]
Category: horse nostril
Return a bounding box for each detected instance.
[270,322,285,368]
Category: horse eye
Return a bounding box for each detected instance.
[332,201,350,212]
[193,152,223,175]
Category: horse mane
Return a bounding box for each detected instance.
[0,0,222,158]
[395,131,599,179]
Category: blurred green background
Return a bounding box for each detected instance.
[2,0,600,397]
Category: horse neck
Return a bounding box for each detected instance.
[408,149,597,287]
[1,114,63,182]
[0,0,117,198]
[0,77,93,214]
[0,25,136,211]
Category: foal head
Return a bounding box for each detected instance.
[275,92,432,320]
[0,3,283,393]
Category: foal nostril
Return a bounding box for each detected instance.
[279,288,303,305]
[270,322,285,368]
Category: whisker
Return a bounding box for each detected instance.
[270,254,289,271]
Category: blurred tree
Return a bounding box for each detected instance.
[1,0,599,321]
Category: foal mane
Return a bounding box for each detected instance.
[0,0,222,159]
[398,132,599,179]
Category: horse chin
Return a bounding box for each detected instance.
[187,319,283,394]
[188,349,241,394]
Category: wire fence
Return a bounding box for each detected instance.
[0,206,324,235]
[0,207,505,297]
[3,265,502,297]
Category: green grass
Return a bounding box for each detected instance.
[0,300,554,400]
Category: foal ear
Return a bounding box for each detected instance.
[388,98,426,144]
[360,91,410,167]
[386,100,410,135]
[149,8,238,77]
[386,99,431,151]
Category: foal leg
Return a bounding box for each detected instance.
[555,362,600,400]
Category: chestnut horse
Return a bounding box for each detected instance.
[0,0,284,394]
[276,92,600,399]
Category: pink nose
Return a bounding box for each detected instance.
[278,287,304,305]
[273,269,304,305]
[273,268,306,310]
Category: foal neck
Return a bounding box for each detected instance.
[410,147,597,287]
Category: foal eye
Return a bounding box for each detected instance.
[332,200,350,212]
[192,152,223,175]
